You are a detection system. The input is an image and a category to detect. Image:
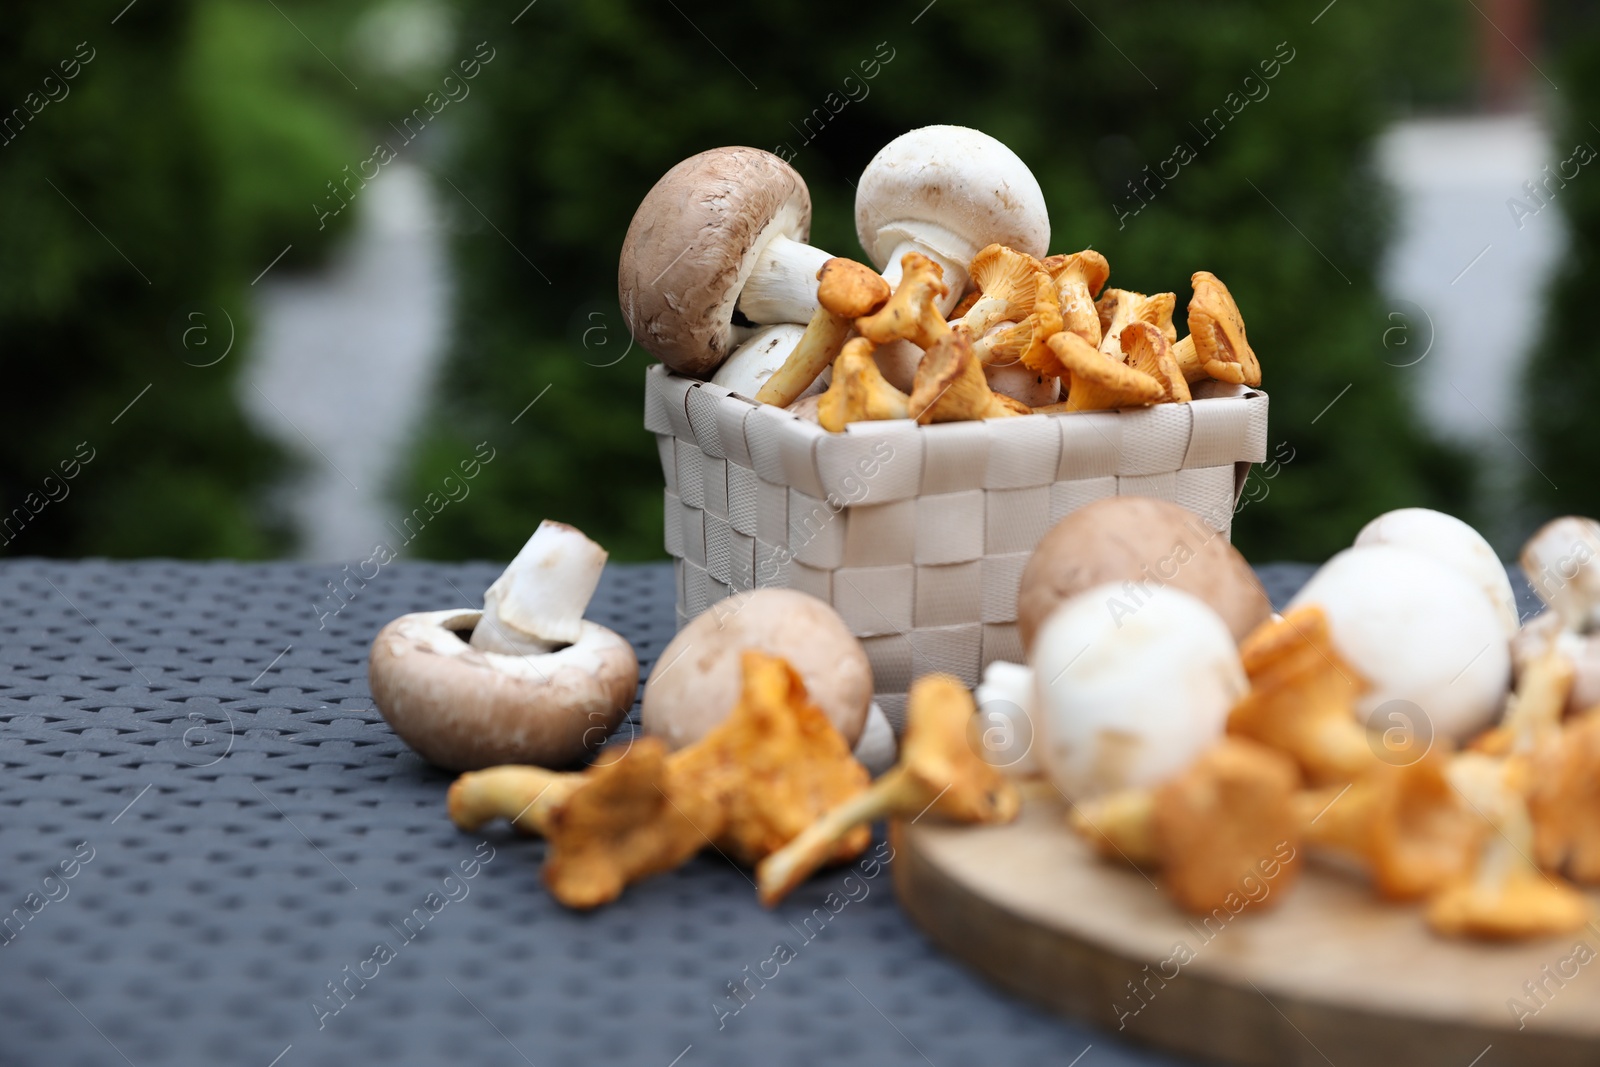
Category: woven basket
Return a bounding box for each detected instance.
[644,364,1268,727]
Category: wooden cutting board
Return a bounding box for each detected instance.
[892,780,1600,1066]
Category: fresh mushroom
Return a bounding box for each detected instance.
[451,738,720,909]
[641,588,872,749]
[710,324,813,400]
[1426,752,1590,939]
[1354,508,1518,638]
[984,363,1060,407]
[818,338,910,431]
[1297,752,1482,900]
[756,673,1020,905]
[670,649,871,867]
[1042,331,1164,413]
[1530,707,1600,882]
[954,244,1044,338]
[854,125,1050,314]
[1227,605,1377,784]
[855,252,951,350]
[1031,582,1248,799]
[753,258,890,407]
[970,272,1063,374]
[1287,545,1511,743]
[1070,737,1302,915]
[1017,496,1273,653]
[1097,289,1176,358]
[908,330,1027,423]
[619,147,833,377]
[1120,321,1191,404]
[1513,517,1600,715]
[369,521,637,770]
[852,701,899,775]
[973,660,1040,776]
[1043,249,1111,348]
[1171,271,1261,387]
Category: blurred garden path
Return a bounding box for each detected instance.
[244,162,450,561]
[1378,109,1564,545]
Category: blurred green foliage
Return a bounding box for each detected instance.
[0,0,371,557]
[1524,1,1600,533]
[408,0,1476,564]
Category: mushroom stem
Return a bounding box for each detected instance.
[817,339,910,431]
[473,520,608,652]
[908,330,1025,423]
[756,767,915,905]
[879,239,965,316]
[737,234,834,325]
[754,259,891,408]
[447,765,583,833]
[1503,648,1575,751]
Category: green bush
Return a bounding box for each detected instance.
[0,0,369,557]
[1523,2,1600,535]
[408,0,1475,564]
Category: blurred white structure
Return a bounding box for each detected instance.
[1377,111,1565,543]
[244,163,450,561]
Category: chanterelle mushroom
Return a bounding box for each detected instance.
[1032,582,1248,800]
[1070,737,1302,916]
[1119,321,1190,405]
[1097,289,1175,358]
[642,589,872,749]
[1530,708,1600,882]
[1171,271,1261,387]
[670,650,871,868]
[818,338,910,431]
[855,125,1050,314]
[449,739,721,910]
[619,147,833,377]
[956,244,1044,338]
[908,330,1027,424]
[754,258,890,408]
[369,521,638,770]
[1287,545,1511,743]
[756,673,1020,905]
[1017,496,1272,653]
[971,273,1063,375]
[1045,331,1164,413]
[1043,249,1111,347]
[855,252,951,351]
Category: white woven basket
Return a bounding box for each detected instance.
[644,364,1268,726]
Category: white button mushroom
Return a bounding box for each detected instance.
[709,324,817,400]
[972,660,1039,777]
[641,589,872,750]
[1512,516,1600,715]
[1353,507,1518,637]
[368,522,638,770]
[1287,544,1512,742]
[854,125,1050,315]
[619,147,833,377]
[1030,583,1247,800]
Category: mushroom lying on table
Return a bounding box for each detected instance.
[619,147,834,377]
[369,521,637,771]
[1354,507,1518,638]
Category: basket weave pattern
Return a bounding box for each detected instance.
[645,364,1268,726]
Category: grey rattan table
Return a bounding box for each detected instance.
[2,559,1395,1067]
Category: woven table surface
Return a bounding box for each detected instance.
[1,558,1502,1067]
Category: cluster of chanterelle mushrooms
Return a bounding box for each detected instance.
[369,520,1013,909]
[618,125,1261,428]
[975,497,1600,941]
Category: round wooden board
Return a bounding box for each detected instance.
[892,780,1600,1066]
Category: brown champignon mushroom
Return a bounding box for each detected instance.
[1070,737,1303,916]
[1043,249,1111,347]
[1120,321,1191,404]
[370,522,638,770]
[641,589,872,750]
[1017,496,1272,652]
[909,330,1027,424]
[817,338,910,431]
[1171,271,1261,387]
[754,258,890,408]
[618,147,833,377]
[1044,331,1165,413]
[756,673,1020,905]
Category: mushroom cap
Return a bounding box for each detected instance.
[370,609,638,771]
[1512,612,1600,716]
[619,147,812,377]
[1354,507,1518,637]
[709,323,814,400]
[1287,545,1512,742]
[1521,516,1600,630]
[1047,331,1164,411]
[1017,496,1272,653]
[1031,582,1248,799]
[854,126,1050,271]
[1186,271,1260,386]
[641,589,872,749]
